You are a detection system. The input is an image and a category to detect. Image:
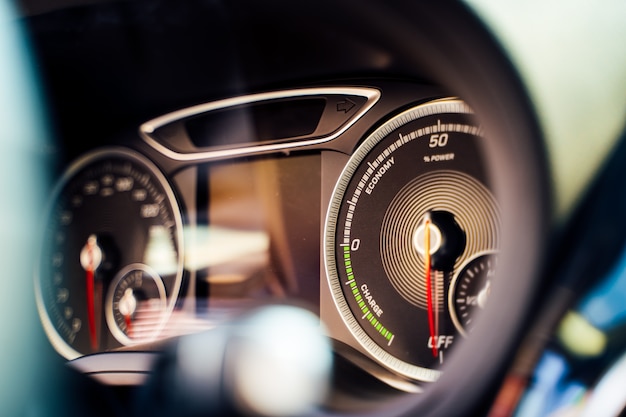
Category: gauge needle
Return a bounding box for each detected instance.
[80,235,102,350]
[477,280,491,309]
[125,314,133,337]
[424,214,438,358]
[86,264,96,349]
[435,270,440,342]
[119,288,137,338]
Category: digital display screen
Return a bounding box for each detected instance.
[185,98,326,148]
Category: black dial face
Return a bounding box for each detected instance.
[449,252,497,336]
[325,99,500,381]
[35,148,184,359]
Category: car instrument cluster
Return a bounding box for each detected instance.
[35,83,501,386]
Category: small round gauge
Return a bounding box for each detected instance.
[325,98,500,382]
[106,263,167,346]
[449,252,497,336]
[35,148,184,359]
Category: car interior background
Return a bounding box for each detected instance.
[1,0,625,416]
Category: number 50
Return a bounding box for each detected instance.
[429,133,448,148]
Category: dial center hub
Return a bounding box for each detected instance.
[413,222,443,257]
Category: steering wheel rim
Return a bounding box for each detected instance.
[11,0,551,416]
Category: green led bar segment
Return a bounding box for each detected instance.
[342,245,394,344]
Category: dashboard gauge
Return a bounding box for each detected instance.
[105,263,167,346]
[449,252,497,336]
[35,148,184,359]
[324,98,501,382]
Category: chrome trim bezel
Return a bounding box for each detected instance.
[139,87,381,162]
[105,263,168,347]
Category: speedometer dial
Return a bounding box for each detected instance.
[325,99,500,381]
[35,148,184,359]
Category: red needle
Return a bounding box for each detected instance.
[124,314,133,338]
[119,288,137,340]
[85,239,97,350]
[424,215,438,358]
[81,235,102,350]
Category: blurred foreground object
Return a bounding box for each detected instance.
[0,1,49,414]
[138,305,333,417]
